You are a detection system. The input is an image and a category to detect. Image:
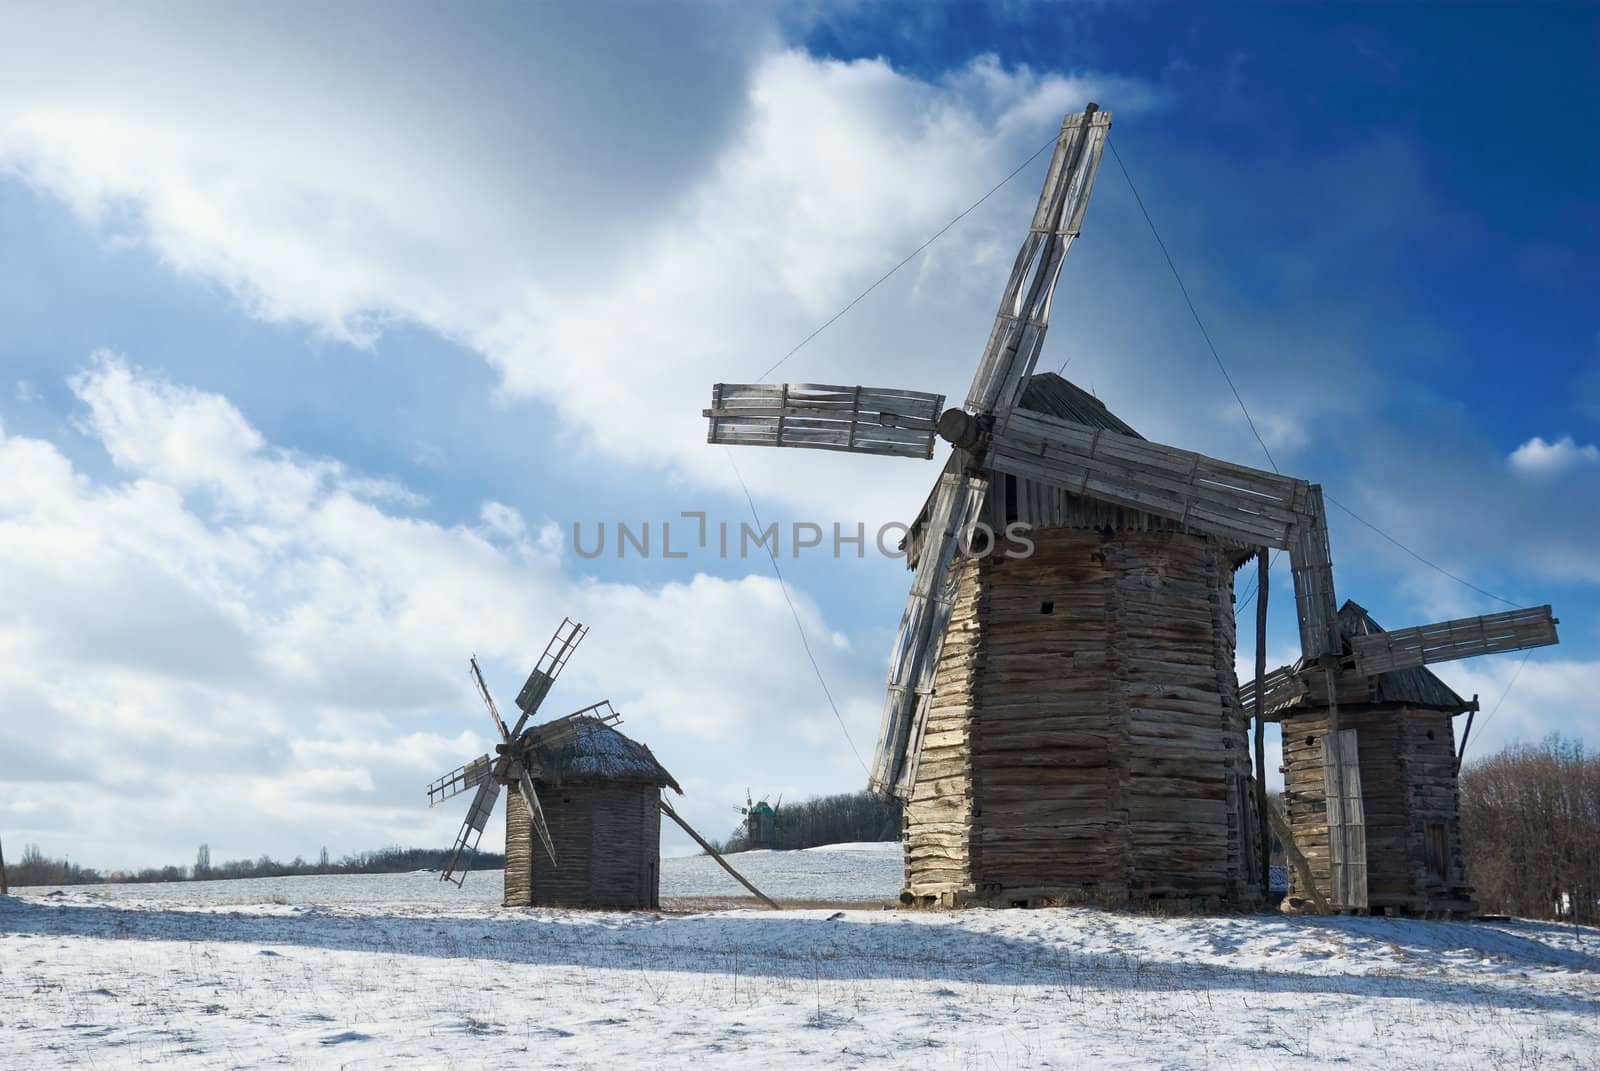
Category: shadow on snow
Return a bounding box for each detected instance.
[1,895,1595,1018]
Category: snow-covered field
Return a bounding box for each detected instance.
[3,845,1597,1069]
[6,841,906,910]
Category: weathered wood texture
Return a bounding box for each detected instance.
[1281,706,1475,914]
[705,383,944,459]
[902,526,1261,907]
[505,781,662,909]
[1349,605,1558,676]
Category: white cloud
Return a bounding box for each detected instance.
[0,358,881,868]
[0,9,1174,529]
[1508,435,1600,475]
[1432,657,1600,761]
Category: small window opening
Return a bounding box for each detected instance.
[1305,735,1315,746]
[1426,729,1436,741]
[1040,601,1055,614]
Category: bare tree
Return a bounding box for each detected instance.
[1460,734,1599,921]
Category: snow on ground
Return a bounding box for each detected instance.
[2,851,1597,1069]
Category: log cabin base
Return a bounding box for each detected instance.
[899,524,1264,913]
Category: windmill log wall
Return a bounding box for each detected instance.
[1280,706,1474,914]
[903,526,1259,908]
[504,781,662,909]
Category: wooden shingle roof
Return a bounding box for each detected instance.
[1331,601,1475,713]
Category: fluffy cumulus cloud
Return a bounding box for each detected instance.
[0,356,880,868]
[0,4,1221,531]
[1508,435,1600,475]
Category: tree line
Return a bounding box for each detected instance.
[4,842,505,888]
[1460,733,1598,922]
[713,790,900,853]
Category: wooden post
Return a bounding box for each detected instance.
[1457,695,1479,768]
[1323,665,1343,907]
[0,834,7,895]
[1253,549,1270,899]
[659,798,780,910]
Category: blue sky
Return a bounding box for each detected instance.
[1,2,1595,869]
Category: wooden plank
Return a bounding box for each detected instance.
[1323,724,1367,909]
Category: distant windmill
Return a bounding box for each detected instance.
[704,103,1560,908]
[734,790,780,849]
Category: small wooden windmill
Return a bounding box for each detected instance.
[704,104,1560,908]
[427,619,680,908]
[1244,600,1556,913]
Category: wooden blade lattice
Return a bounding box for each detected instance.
[965,106,1112,425]
[705,383,944,459]
[1349,605,1558,676]
[441,776,501,887]
[427,754,492,807]
[512,618,587,732]
[515,766,558,867]
[870,470,989,798]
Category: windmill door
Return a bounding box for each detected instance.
[1322,729,1368,909]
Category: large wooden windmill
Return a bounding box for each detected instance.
[703,104,1560,908]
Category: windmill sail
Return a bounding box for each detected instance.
[1349,605,1558,676]
[965,106,1112,424]
[870,471,988,797]
[513,617,587,726]
[427,754,492,806]
[1242,604,1559,716]
[704,383,945,459]
[985,409,1311,547]
[441,776,501,886]
[515,766,558,866]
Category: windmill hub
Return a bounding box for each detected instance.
[936,408,990,453]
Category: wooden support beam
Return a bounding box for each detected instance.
[659,797,780,910]
[1457,694,1479,769]
[1266,796,1329,914]
[1253,549,1270,898]
[0,834,7,895]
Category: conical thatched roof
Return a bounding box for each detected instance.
[522,716,681,792]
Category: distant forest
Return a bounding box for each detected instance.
[2,789,903,887]
[712,790,900,854]
[4,843,504,888]
[1461,734,1599,923]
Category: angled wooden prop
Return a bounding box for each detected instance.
[659,797,780,910]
